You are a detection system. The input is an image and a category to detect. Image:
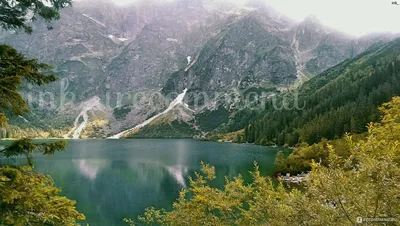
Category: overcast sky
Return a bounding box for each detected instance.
[104,0,400,36]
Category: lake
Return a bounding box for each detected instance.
[0,139,284,226]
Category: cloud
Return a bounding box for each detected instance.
[264,0,400,36]
[79,0,400,36]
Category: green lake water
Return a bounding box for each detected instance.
[0,139,284,226]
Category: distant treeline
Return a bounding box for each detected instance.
[241,38,400,146]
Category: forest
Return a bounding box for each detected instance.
[128,97,400,225]
[0,1,399,225]
[242,39,400,146]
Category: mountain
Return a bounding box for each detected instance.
[126,104,198,139]
[242,37,400,146]
[106,2,216,91]
[162,9,296,97]
[0,0,397,139]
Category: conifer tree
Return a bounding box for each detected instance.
[0,1,85,224]
[130,97,400,226]
[0,0,72,162]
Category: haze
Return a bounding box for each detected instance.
[99,0,400,36]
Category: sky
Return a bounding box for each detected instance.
[105,0,400,36]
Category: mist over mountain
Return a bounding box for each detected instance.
[0,0,397,139]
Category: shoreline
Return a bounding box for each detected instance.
[0,137,293,148]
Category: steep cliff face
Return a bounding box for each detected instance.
[106,5,218,91]
[296,16,394,76]
[162,9,297,99]
[0,6,121,104]
[161,10,393,98]
[0,0,396,138]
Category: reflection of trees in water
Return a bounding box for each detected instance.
[25,140,279,226]
[111,160,129,169]
[48,159,190,226]
[84,162,185,226]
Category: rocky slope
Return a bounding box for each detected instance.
[242,37,400,146]
[0,0,396,139]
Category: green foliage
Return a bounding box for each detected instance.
[0,124,69,139]
[127,120,198,139]
[0,112,7,127]
[0,138,66,166]
[196,107,230,132]
[130,97,400,226]
[273,150,288,174]
[0,44,58,118]
[0,165,85,225]
[244,38,400,146]
[0,1,84,224]
[273,96,400,175]
[205,129,245,143]
[113,106,132,120]
[0,0,72,33]
[273,134,366,175]
[0,43,67,165]
[0,0,69,158]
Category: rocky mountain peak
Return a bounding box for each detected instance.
[1,0,396,138]
[294,14,332,52]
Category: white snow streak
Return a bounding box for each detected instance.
[69,97,105,139]
[108,89,189,139]
[184,53,200,72]
[72,112,89,139]
[291,33,309,84]
[166,38,179,42]
[82,14,106,27]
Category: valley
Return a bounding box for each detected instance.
[1,0,400,225]
[0,0,395,140]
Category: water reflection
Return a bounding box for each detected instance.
[73,159,110,180]
[1,139,282,226]
[166,165,188,188]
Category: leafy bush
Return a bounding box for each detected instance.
[127,97,400,225]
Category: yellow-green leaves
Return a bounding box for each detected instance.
[0,113,8,127]
[0,166,85,225]
[133,97,400,226]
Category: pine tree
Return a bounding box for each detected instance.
[131,97,400,226]
[0,1,85,224]
[0,0,71,33]
[0,0,72,164]
[244,39,400,146]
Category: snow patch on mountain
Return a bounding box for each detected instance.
[166,38,179,42]
[65,96,107,139]
[291,33,309,84]
[82,14,106,27]
[108,89,189,139]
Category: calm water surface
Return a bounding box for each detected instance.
[1,139,284,226]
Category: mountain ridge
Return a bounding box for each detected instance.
[0,1,398,139]
[241,37,400,146]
